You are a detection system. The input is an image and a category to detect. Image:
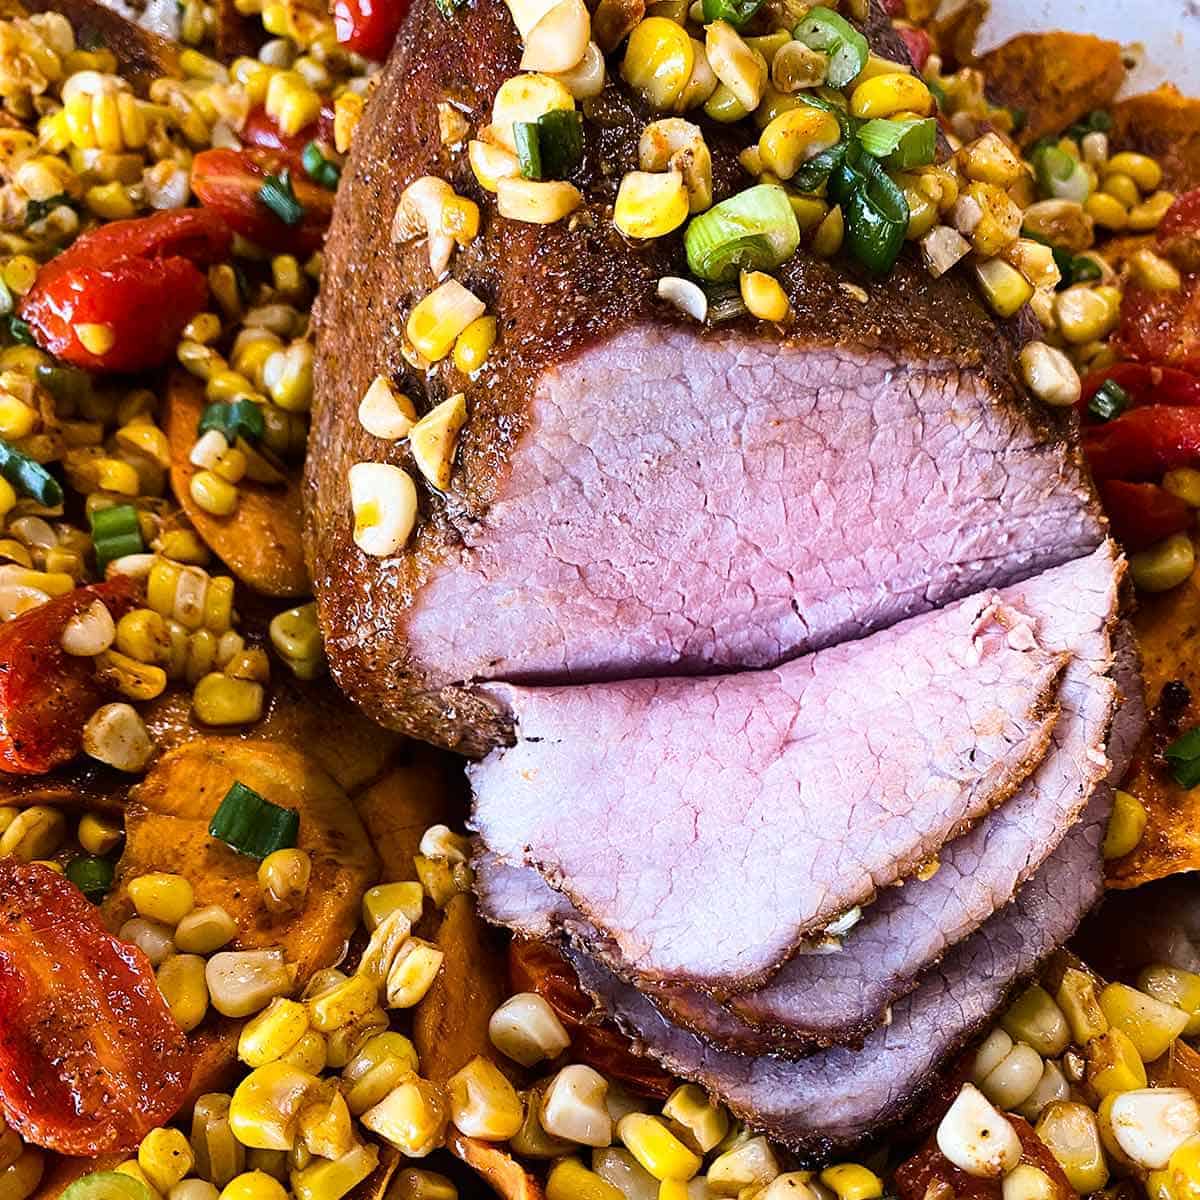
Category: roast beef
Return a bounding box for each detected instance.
[566,786,1113,1159]
[308,0,1106,756]
[472,589,1068,992]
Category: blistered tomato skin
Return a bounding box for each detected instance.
[0,861,192,1155]
[19,210,232,373]
[0,577,141,775]
[333,0,409,61]
[241,102,337,157]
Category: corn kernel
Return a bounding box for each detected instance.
[1131,532,1195,592]
[75,322,116,357]
[1103,789,1148,859]
[1087,1027,1148,1097]
[157,953,210,1032]
[617,1114,700,1181]
[219,1172,288,1200]
[406,281,486,363]
[129,872,195,925]
[1099,981,1189,1062]
[850,72,933,119]
[139,1127,195,1194]
[1107,151,1163,193]
[175,904,237,955]
[361,1079,448,1157]
[239,998,309,1068]
[622,18,695,111]
[740,270,790,322]
[308,973,378,1033]
[820,1164,883,1200]
[193,673,265,726]
[546,1158,623,1200]
[1036,1101,1108,1193]
[453,316,498,375]
[362,882,425,931]
[448,1056,524,1141]
[385,938,444,1008]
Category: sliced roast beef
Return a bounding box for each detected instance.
[472,590,1068,992]
[308,0,1106,756]
[567,786,1112,1158]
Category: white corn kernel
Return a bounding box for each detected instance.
[385,937,444,1008]
[1020,342,1081,408]
[541,1064,612,1146]
[408,393,467,492]
[206,948,293,1017]
[349,462,418,557]
[489,992,571,1067]
[978,1041,1044,1111]
[83,702,154,772]
[1104,1088,1200,1169]
[936,1083,1022,1178]
[656,276,707,322]
[358,376,417,440]
[61,599,115,655]
[971,1028,1014,1083]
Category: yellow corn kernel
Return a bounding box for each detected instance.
[307,973,378,1033]
[361,1078,448,1156]
[157,953,210,1032]
[75,322,117,357]
[193,673,265,726]
[662,1084,728,1154]
[546,1159,623,1200]
[140,1129,195,1196]
[116,1161,163,1200]
[2,255,37,297]
[974,258,1032,318]
[613,170,689,240]
[0,481,17,521]
[496,177,583,224]
[468,139,520,193]
[705,21,765,113]
[1130,190,1177,232]
[96,648,168,701]
[265,71,321,137]
[1103,789,1148,859]
[812,204,845,258]
[1001,986,1069,1057]
[385,938,445,1009]
[116,422,172,469]
[617,1114,700,1181]
[239,998,310,1068]
[229,1063,322,1151]
[1140,965,1200,1037]
[1107,151,1163,193]
[453,316,498,375]
[129,871,195,925]
[758,106,841,181]
[707,1136,779,1193]
[622,18,695,112]
[1099,982,1189,1062]
[1165,467,1200,507]
[850,72,933,119]
[175,904,237,955]
[1131,532,1196,592]
[0,805,64,862]
[1132,247,1183,292]
[291,1145,378,1200]
[297,1087,354,1161]
[115,609,171,665]
[406,281,486,363]
[1035,1101,1108,1194]
[333,92,363,155]
[820,1164,883,1200]
[258,848,311,916]
[1101,171,1140,209]
[203,574,234,634]
[94,458,141,496]
[1085,191,1128,231]
[1054,285,1119,345]
[490,73,575,152]
[85,181,136,220]
[739,270,790,322]
[362,882,425,932]
[447,1056,524,1141]
[78,811,123,856]
[219,1171,288,1200]
[1170,1134,1200,1200]
[0,393,37,441]
[341,1031,419,1116]
[190,470,239,516]
[279,1030,326,1076]
[262,342,313,412]
[1087,1027,1148,1097]
[1055,967,1108,1045]
[704,82,749,124]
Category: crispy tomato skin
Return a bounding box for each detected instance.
[332,0,408,61]
[19,210,231,373]
[191,148,334,256]
[0,577,140,775]
[0,861,191,1155]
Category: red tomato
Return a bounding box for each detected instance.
[1084,406,1200,481]
[191,148,334,255]
[241,102,336,158]
[509,940,675,1098]
[0,861,192,1154]
[1159,188,1200,272]
[1099,480,1193,550]
[20,210,232,373]
[0,578,141,775]
[896,26,932,71]
[879,0,905,13]
[1117,279,1200,373]
[333,0,408,60]
[1081,362,1200,412]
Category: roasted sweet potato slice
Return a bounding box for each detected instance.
[978,33,1126,147]
[166,371,308,599]
[1113,85,1200,194]
[448,1131,545,1200]
[104,738,379,978]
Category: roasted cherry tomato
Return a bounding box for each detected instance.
[20,210,232,373]
[1081,362,1200,412]
[191,147,335,256]
[333,0,408,61]
[1159,188,1200,273]
[895,1114,1073,1200]
[1099,479,1193,550]
[0,861,192,1155]
[1117,278,1200,374]
[0,577,141,775]
[241,102,336,158]
[509,940,675,1098]
[1084,405,1200,481]
[896,26,932,72]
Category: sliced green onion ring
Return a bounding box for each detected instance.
[684,184,801,283]
[1166,727,1200,790]
[794,8,869,89]
[89,503,144,571]
[513,121,543,180]
[258,170,305,227]
[790,142,848,194]
[1031,144,1090,204]
[66,854,115,900]
[0,438,63,507]
[701,0,764,28]
[834,147,909,275]
[301,141,339,189]
[1088,379,1130,423]
[62,1173,154,1200]
[199,398,266,444]
[209,780,300,860]
[536,109,584,179]
[857,117,937,169]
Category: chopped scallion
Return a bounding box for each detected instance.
[35,363,91,406]
[1031,144,1090,203]
[794,8,869,89]
[66,854,115,900]
[514,121,543,180]
[7,315,35,345]
[301,141,340,189]
[790,142,848,193]
[25,192,73,226]
[1166,727,1200,789]
[536,109,584,179]
[258,170,305,227]
[89,503,144,570]
[1049,246,1102,289]
[831,145,909,275]
[199,398,266,444]
[701,0,764,28]
[857,117,937,169]
[1088,379,1130,423]
[684,184,801,283]
[0,438,63,507]
[61,1173,154,1200]
[209,780,300,860]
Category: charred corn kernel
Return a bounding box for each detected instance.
[1107,151,1163,192]
[384,937,444,1008]
[978,1040,1043,1110]
[1056,967,1108,1044]
[239,998,309,1068]
[1165,468,1200,507]
[229,1063,321,1151]
[74,322,116,357]
[388,1169,457,1200]
[614,170,689,240]
[333,92,363,154]
[362,1078,447,1156]
[362,882,425,931]
[193,673,265,725]
[140,1128,195,1195]
[1170,1134,1200,1200]
[83,702,154,772]
[1087,1027,1148,1097]
[622,18,695,111]
[349,462,418,557]
[954,182,1022,257]
[406,281,486,363]
[1104,789,1148,859]
[491,73,575,151]
[1054,285,1118,344]
[95,648,168,700]
[342,1032,419,1115]
[541,1065,612,1147]
[496,177,583,224]
[447,1056,524,1141]
[452,316,497,376]
[812,204,844,258]
[1036,1101,1108,1192]
[1002,985,1069,1057]
[758,106,841,180]
[291,1144,378,1200]
[707,1135,779,1193]
[850,72,932,119]
[546,1159,622,1200]
[1130,190,1177,232]
[115,609,170,664]
[218,1172,287,1200]
[975,258,1033,319]
[175,904,237,955]
[936,1084,1021,1179]
[262,342,313,412]
[1084,191,1128,231]
[129,872,195,925]
[158,953,211,1032]
[617,1114,700,1181]
[0,806,64,861]
[265,71,320,136]
[1131,532,1196,592]
[489,992,570,1067]
[1132,247,1183,291]
[820,1164,882,1200]
[307,973,377,1033]
[1099,982,1189,1061]
[739,271,790,322]
[1019,341,1081,408]
[78,811,122,856]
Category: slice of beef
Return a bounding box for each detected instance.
[567,786,1113,1159]
[472,590,1068,993]
[308,0,1106,756]
[475,545,1124,1049]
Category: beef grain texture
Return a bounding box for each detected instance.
[567,785,1114,1159]
[472,589,1069,992]
[308,0,1105,756]
[474,544,1124,1049]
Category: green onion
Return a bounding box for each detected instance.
[857,118,937,169]
[794,8,868,89]
[1167,727,1200,789]
[1068,108,1112,139]
[66,854,115,900]
[1049,247,1102,289]
[832,145,909,275]
[199,399,266,443]
[928,78,947,109]
[35,363,91,406]
[513,121,543,180]
[301,141,339,189]
[0,438,62,507]
[1088,379,1130,423]
[258,170,305,227]
[536,109,583,179]
[701,0,764,28]
[1031,144,1090,203]
[435,0,467,15]
[790,142,848,193]
[209,780,300,860]
[62,1173,154,1200]
[25,192,73,226]
[89,503,144,570]
[7,315,35,345]
[684,184,801,283]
